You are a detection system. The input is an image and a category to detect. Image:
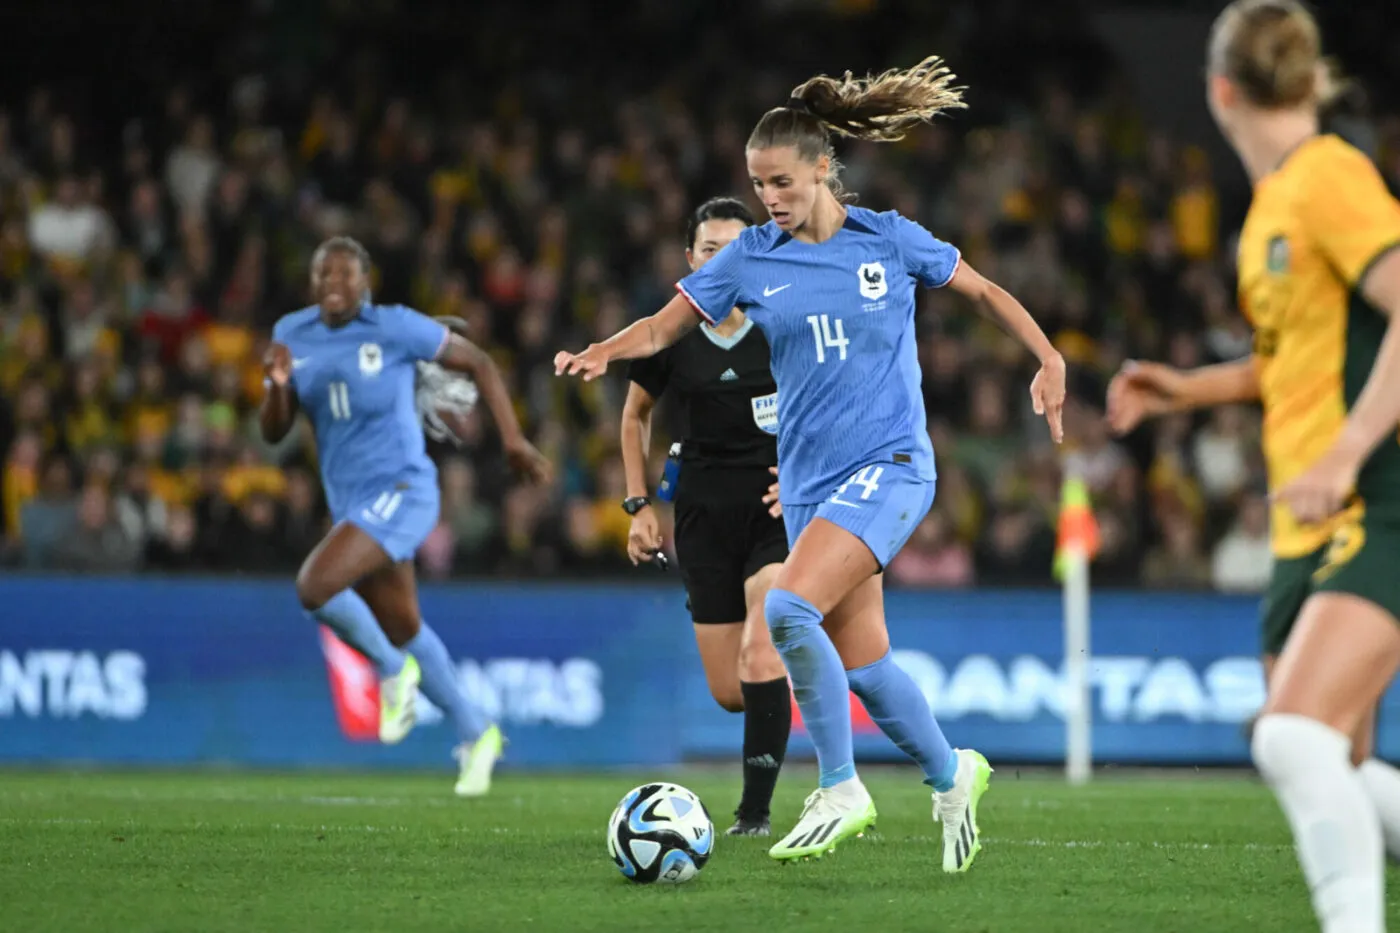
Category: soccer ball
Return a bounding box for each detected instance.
[607,782,714,884]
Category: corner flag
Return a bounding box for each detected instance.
[1053,474,1101,580]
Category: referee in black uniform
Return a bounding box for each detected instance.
[620,197,791,837]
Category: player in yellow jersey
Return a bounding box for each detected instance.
[1109,3,1400,930]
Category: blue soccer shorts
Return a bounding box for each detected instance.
[782,460,935,569]
[342,483,440,563]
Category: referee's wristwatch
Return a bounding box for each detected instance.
[621,496,651,516]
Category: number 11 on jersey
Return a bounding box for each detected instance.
[806,314,849,363]
[328,381,352,420]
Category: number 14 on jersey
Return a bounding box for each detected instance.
[806,314,849,363]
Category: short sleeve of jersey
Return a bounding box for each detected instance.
[627,347,672,399]
[1300,144,1400,287]
[388,305,450,362]
[269,316,298,395]
[676,236,748,325]
[889,213,961,288]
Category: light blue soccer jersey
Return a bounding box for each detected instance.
[676,207,959,504]
[272,302,448,522]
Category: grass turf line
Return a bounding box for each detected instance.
[0,768,1392,932]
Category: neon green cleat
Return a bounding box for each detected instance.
[932,749,993,873]
[378,656,420,745]
[454,724,505,797]
[768,779,877,862]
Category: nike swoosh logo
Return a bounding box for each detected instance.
[292,358,311,368]
[763,284,792,297]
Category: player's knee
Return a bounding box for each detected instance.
[296,568,333,612]
[763,588,821,648]
[1252,713,1351,784]
[738,638,785,684]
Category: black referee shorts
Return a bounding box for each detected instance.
[673,497,789,625]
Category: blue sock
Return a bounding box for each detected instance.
[404,622,490,744]
[848,650,958,791]
[310,590,405,679]
[764,588,856,788]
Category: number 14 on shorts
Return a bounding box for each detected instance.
[806,314,849,363]
[831,466,883,506]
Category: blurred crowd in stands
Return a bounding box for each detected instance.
[2,1,1396,588]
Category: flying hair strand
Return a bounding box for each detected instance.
[789,54,968,143]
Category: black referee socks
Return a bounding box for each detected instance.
[737,676,792,820]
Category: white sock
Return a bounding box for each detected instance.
[1252,714,1384,933]
[1358,758,1400,861]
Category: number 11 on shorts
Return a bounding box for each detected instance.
[806,314,849,363]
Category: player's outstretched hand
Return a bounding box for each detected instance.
[553,344,610,382]
[762,466,782,519]
[264,341,292,387]
[1105,360,1179,436]
[1030,353,1067,444]
[505,437,553,485]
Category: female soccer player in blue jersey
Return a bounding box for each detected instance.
[557,57,1065,867]
[261,236,550,796]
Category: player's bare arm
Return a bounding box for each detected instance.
[945,260,1065,443]
[554,294,700,381]
[1331,249,1400,460]
[438,333,551,484]
[621,382,657,500]
[259,341,299,444]
[620,382,663,564]
[1106,356,1260,436]
[1279,249,1400,522]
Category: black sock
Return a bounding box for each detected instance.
[737,677,792,820]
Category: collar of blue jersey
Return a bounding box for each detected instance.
[767,207,879,248]
[699,315,754,349]
[318,297,375,325]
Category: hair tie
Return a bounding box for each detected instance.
[784,96,811,114]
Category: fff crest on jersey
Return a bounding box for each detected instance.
[857,261,888,300]
[1266,235,1290,275]
[359,342,383,377]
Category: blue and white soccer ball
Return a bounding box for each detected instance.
[607,782,714,884]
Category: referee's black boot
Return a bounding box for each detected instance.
[726,811,772,837]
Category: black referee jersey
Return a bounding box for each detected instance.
[627,316,778,502]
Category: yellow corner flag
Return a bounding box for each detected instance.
[1053,474,1101,582]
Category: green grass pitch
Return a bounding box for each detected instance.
[1,766,1393,932]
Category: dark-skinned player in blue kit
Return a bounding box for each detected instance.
[261,236,550,796]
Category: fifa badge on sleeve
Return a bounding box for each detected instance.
[657,442,682,502]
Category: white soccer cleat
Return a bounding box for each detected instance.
[932,748,993,873]
[454,724,504,797]
[768,777,877,861]
[378,656,420,745]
